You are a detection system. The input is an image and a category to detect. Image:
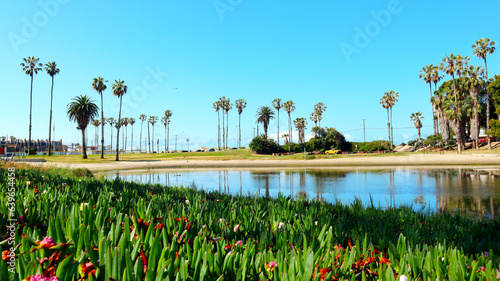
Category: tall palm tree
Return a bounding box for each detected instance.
[129,118,135,153]
[162,116,168,152]
[107,117,115,151]
[313,102,327,130]
[139,114,147,152]
[272,98,282,144]
[92,77,108,158]
[92,119,100,150]
[149,116,158,152]
[473,38,496,149]
[44,61,60,156]
[111,80,127,161]
[410,112,424,141]
[431,66,444,134]
[380,93,391,146]
[256,106,275,138]
[218,97,227,149]
[20,56,42,155]
[387,90,399,151]
[66,95,99,159]
[420,64,438,136]
[293,118,308,144]
[223,98,232,149]
[464,65,485,149]
[122,118,129,153]
[164,110,172,152]
[235,99,247,147]
[213,101,221,150]
[283,100,296,146]
[440,54,464,153]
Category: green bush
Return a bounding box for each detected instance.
[72,167,94,178]
[489,119,500,139]
[249,135,282,154]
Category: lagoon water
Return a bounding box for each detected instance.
[108,167,500,218]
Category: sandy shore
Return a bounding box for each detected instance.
[30,153,500,172]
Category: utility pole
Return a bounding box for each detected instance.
[362,119,366,143]
[253,128,255,138]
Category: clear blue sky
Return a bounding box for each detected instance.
[1,0,500,149]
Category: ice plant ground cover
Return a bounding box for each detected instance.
[0,165,499,280]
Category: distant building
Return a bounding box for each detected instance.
[0,137,68,155]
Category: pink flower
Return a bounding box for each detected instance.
[278,222,285,229]
[484,252,489,258]
[399,275,408,281]
[235,240,243,246]
[38,237,56,249]
[480,266,486,271]
[234,224,240,232]
[26,275,59,281]
[219,218,225,223]
[109,208,112,212]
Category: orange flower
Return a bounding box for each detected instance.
[2,250,12,261]
[379,256,391,265]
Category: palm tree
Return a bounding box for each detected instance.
[111,80,127,160]
[122,118,129,153]
[473,38,496,149]
[283,100,296,146]
[310,112,318,136]
[293,118,308,144]
[431,66,444,133]
[256,106,275,138]
[272,98,282,144]
[213,101,221,150]
[129,118,135,153]
[164,110,172,152]
[440,54,464,153]
[44,62,60,156]
[464,65,485,149]
[410,112,424,141]
[162,116,168,152]
[20,56,42,155]
[107,117,115,151]
[92,77,108,158]
[92,119,100,150]
[223,98,232,149]
[139,114,147,152]
[420,65,438,136]
[380,93,391,148]
[66,95,99,159]
[218,97,227,149]
[313,102,327,130]
[149,116,158,152]
[384,90,399,151]
[235,99,247,147]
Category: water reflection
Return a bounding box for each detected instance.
[108,168,500,218]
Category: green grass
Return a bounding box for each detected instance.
[1,165,499,280]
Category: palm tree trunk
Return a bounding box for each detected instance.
[100,93,104,158]
[222,111,225,150]
[485,58,491,150]
[131,125,134,153]
[125,126,128,154]
[48,76,54,156]
[152,125,155,152]
[226,112,229,149]
[277,110,280,145]
[110,125,113,152]
[451,76,463,153]
[386,109,391,148]
[238,113,241,148]
[148,123,151,153]
[167,123,170,152]
[217,111,220,150]
[140,122,143,152]
[390,107,394,151]
[82,128,87,159]
[28,74,33,156]
[429,83,437,136]
[164,125,167,152]
[116,97,122,161]
[418,128,421,141]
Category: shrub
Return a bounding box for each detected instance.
[249,135,282,154]
[72,167,94,178]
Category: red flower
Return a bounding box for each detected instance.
[319,268,332,280]
[2,250,11,261]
